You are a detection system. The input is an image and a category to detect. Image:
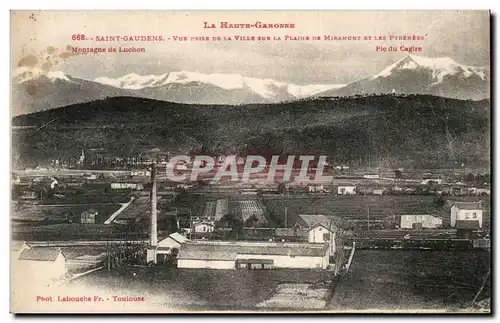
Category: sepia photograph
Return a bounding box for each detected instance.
[9,10,491,313]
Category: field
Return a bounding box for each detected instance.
[114,196,150,222]
[12,203,123,224]
[262,195,440,229]
[329,250,490,311]
[262,195,491,230]
[11,223,148,241]
[71,266,332,311]
[38,191,131,205]
[56,249,490,312]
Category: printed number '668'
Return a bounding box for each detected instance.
[72,34,86,41]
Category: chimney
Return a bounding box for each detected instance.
[150,163,158,247]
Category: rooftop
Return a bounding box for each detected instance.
[451,201,483,210]
[18,247,63,262]
[11,241,30,252]
[297,214,343,231]
[168,232,189,244]
[177,241,329,261]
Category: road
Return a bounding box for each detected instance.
[104,197,135,224]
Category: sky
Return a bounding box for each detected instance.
[11,10,490,85]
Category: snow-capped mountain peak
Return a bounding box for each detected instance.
[13,66,72,83]
[94,71,345,99]
[95,73,169,90]
[373,54,487,84]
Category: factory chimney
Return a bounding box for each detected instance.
[150,162,158,247]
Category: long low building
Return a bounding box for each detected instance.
[177,241,330,270]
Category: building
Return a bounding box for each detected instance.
[421,177,442,185]
[20,190,38,200]
[295,214,332,230]
[151,232,190,264]
[11,241,31,261]
[400,214,443,229]
[16,247,67,281]
[80,209,98,224]
[468,187,491,196]
[177,241,330,270]
[295,214,342,257]
[110,183,144,190]
[308,185,325,193]
[372,189,385,195]
[157,232,189,252]
[363,174,380,179]
[450,201,483,228]
[337,183,356,195]
[193,221,215,233]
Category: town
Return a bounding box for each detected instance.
[10,150,491,309]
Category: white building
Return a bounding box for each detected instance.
[193,221,215,233]
[308,185,324,193]
[157,232,189,252]
[421,178,442,185]
[337,183,356,195]
[149,232,190,264]
[80,209,98,224]
[16,247,67,281]
[400,214,443,229]
[295,214,341,257]
[110,183,144,190]
[450,201,483,228]
[177,241,330,270]
[363,174,380,179]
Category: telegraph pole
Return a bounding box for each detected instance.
[150,162,158,248]
[284,185,289,228]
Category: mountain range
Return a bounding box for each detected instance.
[12,95,490,170]
[11,55,489,116]
[319,55,489,100]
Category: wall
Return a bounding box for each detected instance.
[194,224,214,233]
[451,206,483,228]
[18,254,67,281]
[458,209,483,228]
[236,254,328,269]
[338,187,356,195]
[401,215,442,229]
[308,228,336,257]
[308,226,329,243]
[177,259,235,269]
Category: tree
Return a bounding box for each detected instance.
[466,173,476,182]
[221,213,244,240]
[277,183,286,195]
[394,169,402,179]
[164,213,178,234]
[426,180,438,192]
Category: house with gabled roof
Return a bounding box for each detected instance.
[295,214,332,229]
[157,232,189,254]
[16,247,67,281]
[295,214,343,257]
[449,201,483,228]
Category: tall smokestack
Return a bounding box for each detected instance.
[150,163,158,247]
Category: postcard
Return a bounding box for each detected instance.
[10,10,491,313]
